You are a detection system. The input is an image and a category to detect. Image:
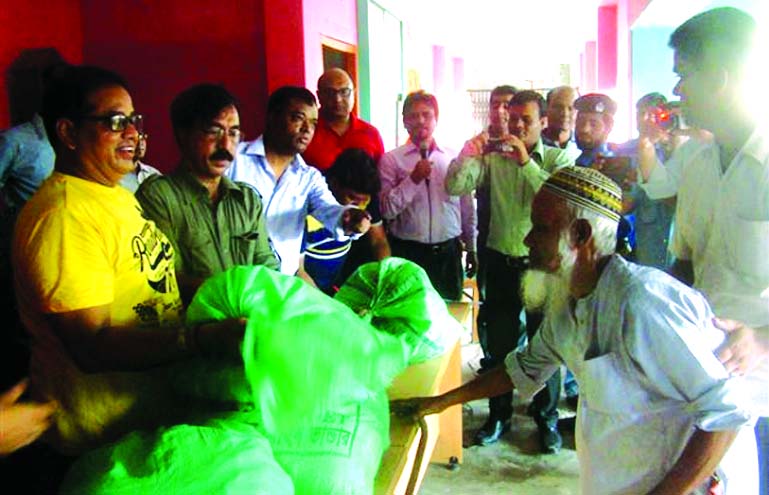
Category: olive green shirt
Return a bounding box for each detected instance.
[136,170,279,279]
[445,139,573,257]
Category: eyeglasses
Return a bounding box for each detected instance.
[80,113,144,133]
[201,126,242,142]
[319,87,353,99]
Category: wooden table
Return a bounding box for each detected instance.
[374,334,463,495]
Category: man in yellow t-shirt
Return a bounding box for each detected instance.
[12,66,244,456]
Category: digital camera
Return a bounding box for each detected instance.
[483,138,515,154]
[652,102,682,131]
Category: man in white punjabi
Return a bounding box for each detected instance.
[393,166,757,494]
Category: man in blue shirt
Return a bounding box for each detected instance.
[574,93,633,256]
[613,93,676,270]
[226,86,371,278]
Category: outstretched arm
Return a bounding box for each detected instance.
[391,365,513,418]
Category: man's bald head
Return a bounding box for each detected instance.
[318,68,353,89]
[317,68,355,122]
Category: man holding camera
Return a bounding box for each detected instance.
[446,90,572,451]
[613,93,677,269]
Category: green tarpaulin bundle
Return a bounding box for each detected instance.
[62,414,294,495]
[335,257,462,364]
[61,260,460,494]
[186,265,411,435]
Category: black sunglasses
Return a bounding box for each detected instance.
[80,113,144,133]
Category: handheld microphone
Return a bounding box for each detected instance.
[419,141,431,186]
[419,140,430,160]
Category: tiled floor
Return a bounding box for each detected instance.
[419,343,581,494]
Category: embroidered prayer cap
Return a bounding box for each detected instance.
[542,166,622,222]
[575,93,617,117]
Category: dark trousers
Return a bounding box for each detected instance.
[389,236,463,301]
[483,249,558,422]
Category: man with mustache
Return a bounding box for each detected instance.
[379,90,476,301]
[137,84,278,302]
[446,90,572,451]
[227,86,370,280]
[393,166,758,494]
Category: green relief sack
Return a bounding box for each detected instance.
[271,391,390,495]
[334,257,462,364]
[61,418,294,495]
[186,266,410,436]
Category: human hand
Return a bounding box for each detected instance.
[593,155,635,190]
[390,396,444,420]
[459,131,489,158]
[0,379,57,456]
[410,158,433,184]
[500,135,529,166]
[196,317,247,360]
[465,251,478,278]
[342,207,372,235]
[714,318,769,375]
[636,137,658,183]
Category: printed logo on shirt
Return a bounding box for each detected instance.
[131,221,178,295]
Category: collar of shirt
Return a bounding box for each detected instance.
[318,113,366,137]
[739,126,769,164]
[403,139,446,157]
[541,129,575,149]
[172,168,243,200]
[32,113,47,140]
[240,135,307,175]
[529,138,546,163]
[576,142,613,167]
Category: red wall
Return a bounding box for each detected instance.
[0,0,83,129]
[2,0,355,167]
[80,0,270,172]
[264,0,306,92]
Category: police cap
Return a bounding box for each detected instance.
[574,93,617,116]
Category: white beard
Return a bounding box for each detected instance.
[521,240,576,318]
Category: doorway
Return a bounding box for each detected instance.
[321,36,358,116]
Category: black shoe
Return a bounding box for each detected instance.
[474,417,510,446]
[537,423,562,454]
[559,415,576,433]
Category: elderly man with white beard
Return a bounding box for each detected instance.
[392,166,759,494]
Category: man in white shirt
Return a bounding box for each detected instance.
[393,166,758,494]
[379,91,476,301]
[226,86,370,277]
[640,9,769,491]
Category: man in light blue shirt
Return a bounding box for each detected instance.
[226,86,370,277]
[0,114,54,215]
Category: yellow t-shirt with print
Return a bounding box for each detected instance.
[13,172,184,453]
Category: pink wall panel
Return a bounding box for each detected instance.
[302,0,358,90]
[583,40,598,92]
[597,4,618,89]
